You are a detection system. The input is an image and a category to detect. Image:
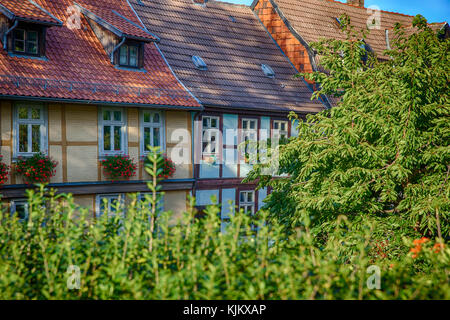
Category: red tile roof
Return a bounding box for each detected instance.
[131,0,325,114]
[258,0,422,60]
[0,0,62,25]
[0,0,201,109]
[74,0,158,41]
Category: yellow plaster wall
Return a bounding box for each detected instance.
[65,105,97,142]
[67,146,98,182]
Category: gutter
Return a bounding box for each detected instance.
[3,19,18,50]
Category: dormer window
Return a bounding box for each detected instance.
[5,23,46,57]
[13,28,38,55]
[119,43,139,67]
[115,41,144,68]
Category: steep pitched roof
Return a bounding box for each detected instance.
[0,0,62,25]
[254,0,420,60]
[131,0,325,114]
[0,0,201,109]
[74,0,158,41]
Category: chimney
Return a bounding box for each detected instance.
[347,0,364,7]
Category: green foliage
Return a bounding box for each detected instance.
[246,15,449,240]
[0,186,448,299]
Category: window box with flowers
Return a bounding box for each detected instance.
[0,155,10,186]
[101,154,137,182]
[143,153,176,180]
[15,152,57,184]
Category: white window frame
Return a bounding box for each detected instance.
[202,116,220,158]
[140,109,165,154]
[98,107,127,157]
[10,199,29,222]
[13,103,48,158]
[241,118,258,162]
[239,190,255,216]
[272,120,289,140]
[95,194,125,218]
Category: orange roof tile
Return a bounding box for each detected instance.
[0,0,201,109]
[0,0,62,25]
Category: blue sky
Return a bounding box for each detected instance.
[220,0,449,23]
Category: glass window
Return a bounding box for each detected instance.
[118,44,140,67]
[99,108,126,156]
[241,119,258,163]
[96,194,124,218]
[272,120,289,141]
[14,104,46,157]
[10,200,29,222]
[13,28,39,55]
[141,111,164,153]
[202,116,220,158]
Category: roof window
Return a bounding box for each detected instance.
[261,64,275,78]
[192,55,207,70]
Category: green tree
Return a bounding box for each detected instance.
[246,15,449,240]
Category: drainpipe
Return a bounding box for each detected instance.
[110,36,126,64]
[192,110,203,202]
[3,20,18,50]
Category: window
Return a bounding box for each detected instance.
[13,104,47,157]
[10,199,29,222]
[239,191,255,216]
[202,116,220,159]
[99,108,127,156]
[272,120,289,141]
[119,43,139,67]
[13,28,39,55]
[261,64,275,78]
[141,110,164,153]
[241,118,258,163]
[192,55,207,70]
[96,194,124,218]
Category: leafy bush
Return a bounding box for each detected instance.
[143,151,175,179]
[101,154,137,181]
[0,151,447,299]
[15,152,57,184]
[246,15,449,240]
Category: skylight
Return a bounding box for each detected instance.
[261,64,275,78]
[192,55,207,70]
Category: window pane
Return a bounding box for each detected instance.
[274,122,279,129]
[144,127,150,151]
[242,121,247,129]
[103,111,111,121]
[14,203,28,220]
[27,31,37,42]
[129,46,138,67]
[14,39,25,52]
[103,126,111,151]
[247,192,253,202]
[144,112,151,123]
[119,45,128,65]
[19,124,28,152]
[240,192,245,203]
[31,107,40,119]
[31,125,41,153]
[153,127,160,147]
[211,118,217,128]
[153,113,160,123]
[113,111,121,122]
[203,117,209,128]
[250,121,256,129]
[18,107,28,119]
[281,122,286,131]
[114,126,121,151]
[14,29,25,41]
[27,41,37,54]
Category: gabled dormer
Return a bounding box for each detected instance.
[0,0,62,58]
[74,0,159,70]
